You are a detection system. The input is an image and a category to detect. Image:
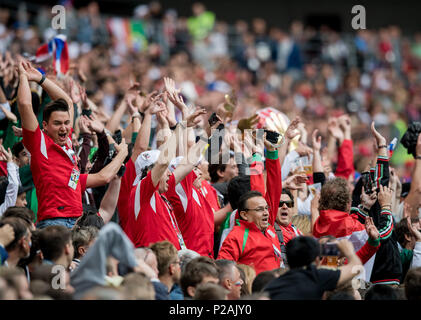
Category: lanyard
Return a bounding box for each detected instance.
[62,145,77,166]
[160,195,186,250]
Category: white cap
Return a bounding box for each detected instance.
[169,156,184,173]
[133,150,161,186]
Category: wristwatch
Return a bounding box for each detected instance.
[38,74,46,85]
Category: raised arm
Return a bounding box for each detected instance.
[86,139,128,188]
[336,239,363,286]
[98,176,122,224]
[130,92,162,163]
[335,115,354,179]
[17,60,39,131]
[404,134,421,218]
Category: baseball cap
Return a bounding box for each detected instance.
[133,150,161,186]
[169,156,184,173]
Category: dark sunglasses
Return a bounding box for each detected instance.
[279,201,294,208]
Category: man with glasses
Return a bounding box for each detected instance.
[218,190,284,274]
[275,189,303,266]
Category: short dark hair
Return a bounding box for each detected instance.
[215,259,236,283]
[2,206,35,227]
[208,154,234,183]
[404,267,421,300]
[0,217,29,251]
[237,190,264,217]
[227,175,251,210]
[42,98,69,123]
[319,178,350,212]
[180,257,219,297]
[75,209,104,230]
[252,270,277,293]
[286,236,320,269]
[364,284,398,300]
[38,225,72,262]
[11,141,24,158]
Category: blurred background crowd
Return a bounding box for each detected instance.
[1,0,421,180]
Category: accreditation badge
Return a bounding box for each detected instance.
[68,167,80,190]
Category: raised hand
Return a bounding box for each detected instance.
[312,129,322,152]
[147,100,167,115]
[18,59,42,83]
[338,114,351,140]
[0,105,17,123]
[406,216,421,242]
[88,113,105,133]
[141,91,160,113]
[0,144,13,162]
[365,217,380,241]
[327,117,344,143]
[371,121,387,147]
[360,187,377,209]
[156,109,169,128]
[377,185,392,208]
[79,115,91,134]
[114,138,128,156]
[12,126,22,138]
[285,116,301,140]
[284,173,308,190]
[186,107,207,128]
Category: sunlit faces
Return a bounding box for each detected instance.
[42,111,71,147]
[240,196,270,231]
[277,193,293,227]
[223,157,239,182]
[158,168,172,193]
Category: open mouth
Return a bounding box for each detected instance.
[58,132,67,141]
[280,211,289,218]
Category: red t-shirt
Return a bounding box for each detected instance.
[127,171,184,249]
[22,126,88,222]
[201,179,220,213]
[117,158,136,233]
[165,171,214,257]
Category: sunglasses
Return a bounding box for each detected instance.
[279,201,294,208]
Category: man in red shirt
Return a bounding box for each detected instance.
[127,110,220,250]
[165,159,215,257]
[17,60,128,229]
[218,190,284,274]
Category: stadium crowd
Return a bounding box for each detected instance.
[0,1,421,300]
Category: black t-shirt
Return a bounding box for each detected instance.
[264,264,341,300]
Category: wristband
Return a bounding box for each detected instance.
[38,74,46,85]
[169,123,178,131]
[416,156,421,160]
[139,111,145,120]
[378,145,387,149]
[104,128,112,137]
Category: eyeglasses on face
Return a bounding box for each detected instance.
[244,206,270,212]
[279,201,294,208]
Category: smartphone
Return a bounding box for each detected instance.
[264,129,280,144]
[82,109,92,117]
[321,242,340,256]
[361,171,373,194]
[113,130,122,144]
[208,112,219,126]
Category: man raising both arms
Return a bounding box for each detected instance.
[17,60,128,229]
